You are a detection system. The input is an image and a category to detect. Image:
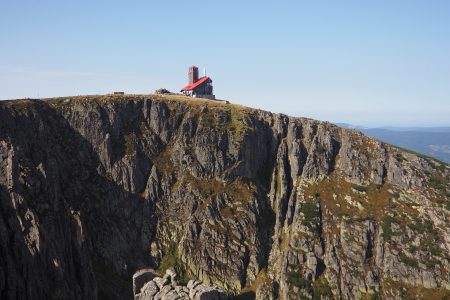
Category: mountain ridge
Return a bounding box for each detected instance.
[0,94,449,299]
[335,123,450,163]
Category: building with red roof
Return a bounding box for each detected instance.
[180,65,215,100]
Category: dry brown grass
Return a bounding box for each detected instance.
[301,175,393,221]
[241,269,270,293]
[382,279,450,299]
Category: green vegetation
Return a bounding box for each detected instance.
[423,258,440,269]
[345,215,375,225]
[407,217,433,234]
[399,253,418,268]
[429,174,448,193]
[396,153,406,162]
[300,201,321,235]
[369,292,382,300]
[157,241,187,284]
[287,271,310,289]
[300,202,319,224]
[383,278,450,299]
[9,99,35,112]
[316,144,327,155]
[408,245,418,254]
[201,116,214,127]
[312,278,332,299]
[154,88,171,94]
[124,133,137,156]
[381,215,397,240]
[226,105,251,141]
[353,185,368,193]
[197,102,252,143]
[427,242,442,256]
[388,144,434,162]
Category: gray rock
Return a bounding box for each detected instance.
[133,269,157,295]
[0,95,449,300]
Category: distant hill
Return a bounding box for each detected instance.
[336,123,450,163]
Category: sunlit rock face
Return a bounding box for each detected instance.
[0,94,449,299]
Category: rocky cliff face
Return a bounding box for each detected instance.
[0,94,449,300]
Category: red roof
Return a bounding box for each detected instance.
[180,76,210,92]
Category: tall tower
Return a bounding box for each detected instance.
[188,65,199,84]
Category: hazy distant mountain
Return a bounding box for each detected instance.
[336,123,450,163]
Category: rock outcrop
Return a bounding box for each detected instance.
[0,94,449,299]
[133,267,228,300]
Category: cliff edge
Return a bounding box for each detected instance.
[0,94,449,299]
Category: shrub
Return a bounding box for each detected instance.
[312,278,332,299]
[202,116,213,127]
[408,245,418,254]
[155,88,171,94]
[301,203,319,223]
[300,202,321,236]
[316,144,327,154]
[429,244,442,256]
[353,185,367,193]
[400,254,418,268]
[396,153,406,162]
[424,258,439,269]
[370,292,381,300]
[381,215,396,240]
[429,175,447,193]
[287,271,310,289]
[408,218,433,234]
[124,133,137,156]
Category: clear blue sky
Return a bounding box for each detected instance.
[1,1,449,127]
